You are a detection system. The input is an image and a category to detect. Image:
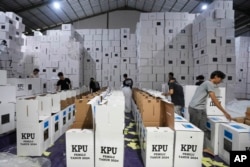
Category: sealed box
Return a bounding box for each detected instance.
[0,103,15,134]
[206,87,225,116]
[205,116,229,155]
[141,127,174,167]
[174,122,204,167]
[66,129,94,167]
[218,122,250,164]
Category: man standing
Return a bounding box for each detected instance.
[122,73,133,113]
[89,77,100,93]
[188,71,231,154]
[168,72,176,85]
[56,72,71,91]
[162,78,184,115]
[30,68,40,78]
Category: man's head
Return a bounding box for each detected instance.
[90,77,94,81]
[196,75,204,81]
[58,72,64,80]
[123,73,128,79]
[210,71,226,84]
[168,72,174,79]
[1,40,7,46]
[33,68,39,75]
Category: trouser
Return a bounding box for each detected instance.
[188,106,207,148]
[122,87,132,113]
[174,105,183,116]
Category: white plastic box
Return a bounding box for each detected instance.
[66,129,94,167]
[174,122,204,167]
[205,116,229,155]
[218,122,250,165]
[141,127,174,167]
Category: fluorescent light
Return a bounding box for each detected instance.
[201,4,208,10]
[36,28,41,31]
[53,2,61,9]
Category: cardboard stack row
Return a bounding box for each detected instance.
[0,70,16,135]
[0,12,25,77]
[132,89,204,167]
[21,24,84,91]
[77,28,137,89]
[66,89,125,167]
[192,0,236,102]
[136,12,195,90]
[135,87,250,166]
[16,90,78,156]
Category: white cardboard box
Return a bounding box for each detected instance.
[60,108,69,135]
[66,129,94,167]
[95,133,124,167]
[141,127,174,167]
[50,112,61,144]
[174,122,204,167]
[206,87,225,116]
[175,113,188,122]
[183,85,198,108]
[0,70,7,85]
[218,122,250,165]
[16,99,51,156]
[0,85,16,103]
[0,103,15,134]
[205,116,229,155]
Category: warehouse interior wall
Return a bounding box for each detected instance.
[72,10,141,33]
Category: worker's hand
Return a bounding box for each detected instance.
[161,93,166,96]
[224,112,231,121]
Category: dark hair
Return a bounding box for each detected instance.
[58,72,63,77]
[169,72,174,77]
[196,75,204,80]
[1,40,7,45]
[123,73,128,78]
[33,68,39,72]
[210,71,226,79]
[90,77,94,80]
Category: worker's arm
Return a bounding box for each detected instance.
[209,91,231,121]
[162,88,173,96]
[56,86,59,91]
